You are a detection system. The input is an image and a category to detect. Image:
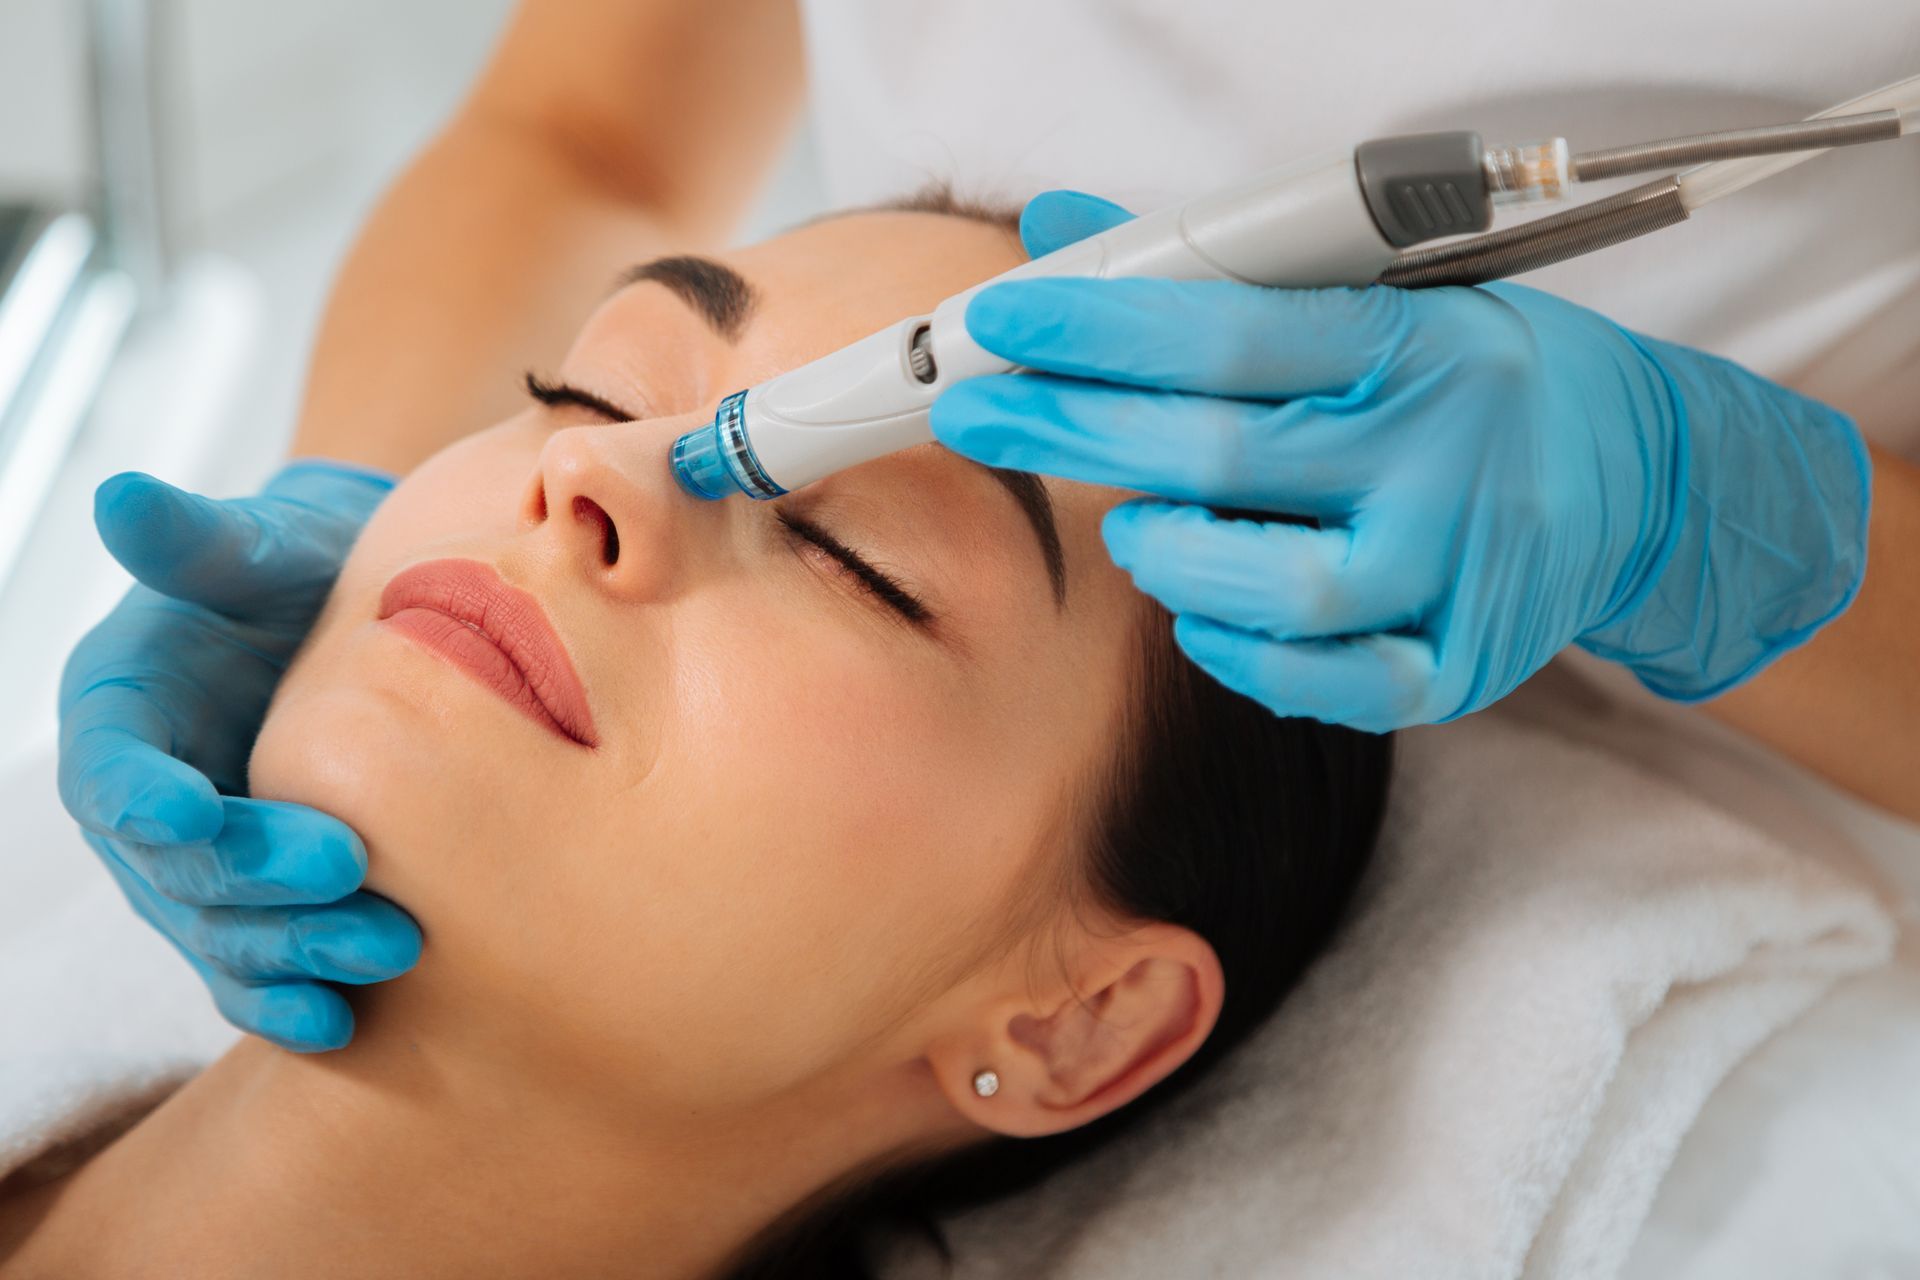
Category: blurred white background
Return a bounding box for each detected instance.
[2,0,523,485]
[0,0,823,762]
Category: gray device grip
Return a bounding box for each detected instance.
[1355,131,1493,248]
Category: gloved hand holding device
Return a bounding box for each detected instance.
[57,461,421,1051]
[931,191,1870,731]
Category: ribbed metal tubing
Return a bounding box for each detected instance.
[1570,109,1903,182]
[1378,178,1687,288]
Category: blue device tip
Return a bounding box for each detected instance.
[670,421,737,500]
[669,390,785,502]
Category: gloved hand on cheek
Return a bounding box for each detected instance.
[57,461,423,1051]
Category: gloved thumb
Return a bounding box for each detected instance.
[93,471,356,616]
[1019,189,1136,259]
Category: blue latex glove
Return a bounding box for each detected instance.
[930,191,1870,731]
[57,461,421,1051]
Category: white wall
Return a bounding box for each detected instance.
[0,1,517,246]
[169,0,520,246]
[0,0,89,201]
[0,0,822,476]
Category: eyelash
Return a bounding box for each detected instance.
[524,370,634,421]
[776,510,932,627]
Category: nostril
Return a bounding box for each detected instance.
[572,495,619,565]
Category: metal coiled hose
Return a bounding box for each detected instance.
[1379,178,1688,289]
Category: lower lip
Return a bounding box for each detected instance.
[384,607,582,745]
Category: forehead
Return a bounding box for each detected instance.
[722,210,1027,342]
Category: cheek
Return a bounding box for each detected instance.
[542,618,1036,1102]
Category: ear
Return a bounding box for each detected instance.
[927,922,1224,1139]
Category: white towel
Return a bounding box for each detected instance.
[0,745,237,1185]
[875,712,1895,1280]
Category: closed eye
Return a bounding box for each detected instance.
[776,510,933,628]
[523,371,932,629]
[524,371,645,422]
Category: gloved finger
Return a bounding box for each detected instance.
[1019,189,1136,258]
[964,277,1411,397]
[95,846,360,1050]
[1172,616,1438,733]
[58,683,223,844]
[201,968,356,1053]
[931,373,1365,514]
[95,839,420,984]
[101,797,368,907]
[1103,502,1426,639]
[93,471,346,615]
[195,895,421,986]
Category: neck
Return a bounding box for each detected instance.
[2,982,964,1279]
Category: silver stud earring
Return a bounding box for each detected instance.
[972,1069,1000,1098]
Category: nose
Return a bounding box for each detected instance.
[524,420,701,600]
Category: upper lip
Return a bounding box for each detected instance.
[377,558,598,747]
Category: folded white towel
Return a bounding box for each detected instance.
[876,712,1895,1280]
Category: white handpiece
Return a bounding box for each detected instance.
[669,135,1502,501]
[673,93,1920,501]
[741,153,1394,494]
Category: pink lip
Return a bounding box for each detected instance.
[378,558,598,748]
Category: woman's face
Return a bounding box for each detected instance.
[250,210,1152,1109]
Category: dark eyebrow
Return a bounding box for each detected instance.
[980,466,1066,606]
[614,255,757,341]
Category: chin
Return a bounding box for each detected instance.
[249,647,519,904]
